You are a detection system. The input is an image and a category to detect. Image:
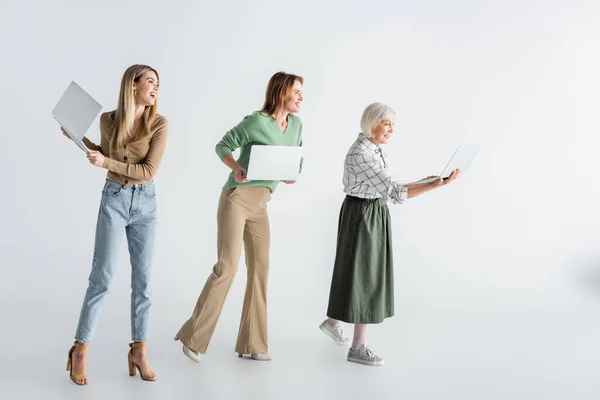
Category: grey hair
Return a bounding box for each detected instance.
[359,102,396,138]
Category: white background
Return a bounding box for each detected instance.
[1,0,599,399]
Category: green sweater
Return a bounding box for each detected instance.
[215,112,303,193]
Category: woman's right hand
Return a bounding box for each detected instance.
[234,166,250,183]
[61,128,70,139]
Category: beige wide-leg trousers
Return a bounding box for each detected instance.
[177,186,271,354]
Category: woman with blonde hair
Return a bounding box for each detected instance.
[175,71,304,362]
[63,64,168,385]
[319,102,459,366]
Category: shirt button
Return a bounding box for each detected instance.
[124,179,129,184]
[124,156,128,161]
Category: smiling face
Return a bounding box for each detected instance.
[281,79,303,114]
[369,119,394,146]
[133,71,159,107]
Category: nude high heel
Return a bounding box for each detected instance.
[66,341,88,386]
[127,341,157,381]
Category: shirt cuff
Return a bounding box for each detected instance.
[215,145,232,160]
[397,185,408,202]
[389,183,408,204]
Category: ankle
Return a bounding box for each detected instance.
[73,350,86,358]
[327,318,340,328]
[132,348,146,357]
[351,341,366,350]
[74,347,87,356]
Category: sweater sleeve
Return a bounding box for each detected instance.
[298,119,303,173]
[215,115,253,160]
[82,137,103,154]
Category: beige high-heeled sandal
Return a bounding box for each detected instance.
[127,341,157,381]
[66,341,88,386]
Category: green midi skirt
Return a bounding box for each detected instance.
[326,195,394,324]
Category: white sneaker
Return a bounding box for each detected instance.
[182,344,201,363]
[237,353,272,361]
[347,345,385,366]
[250,353,271,361]
[319,319,351,346]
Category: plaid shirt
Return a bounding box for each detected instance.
[342,135,408,204]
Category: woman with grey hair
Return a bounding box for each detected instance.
[319,102,459,366]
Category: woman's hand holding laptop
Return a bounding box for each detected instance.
[234,166,250,183]
[411,168,461,186]
[61,127,104,167]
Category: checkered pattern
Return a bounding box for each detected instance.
[342,135,407,204]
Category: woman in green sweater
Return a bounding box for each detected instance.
[175,72,303,362]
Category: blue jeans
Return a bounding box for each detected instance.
[75,178,157,342]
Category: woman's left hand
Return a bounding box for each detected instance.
[87,150,105,168]
[281,180,296,184]
[432,169,460,187]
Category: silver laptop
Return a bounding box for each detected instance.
[246,145,303,181]
[418,144,480,184]
[52,81,102,153]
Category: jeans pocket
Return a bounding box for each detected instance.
[102,181,123,197]
[142,183,156,198]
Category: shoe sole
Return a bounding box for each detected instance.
[347,356,385,366]
[319,323,350,346]
[238,353,272,361]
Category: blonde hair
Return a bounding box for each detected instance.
[260,71,303,115]
[360,102,396,138]
[111,64,159,149]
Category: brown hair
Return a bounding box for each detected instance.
[260,71,303,115]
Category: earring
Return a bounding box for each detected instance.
[133,89,137,96]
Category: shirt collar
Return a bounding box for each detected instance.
[357,134,381,153]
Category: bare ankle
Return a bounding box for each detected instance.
[327,318,340,328]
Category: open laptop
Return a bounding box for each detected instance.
[52,81,102,153]
[246,145,303,181]
[417,144,480,184]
